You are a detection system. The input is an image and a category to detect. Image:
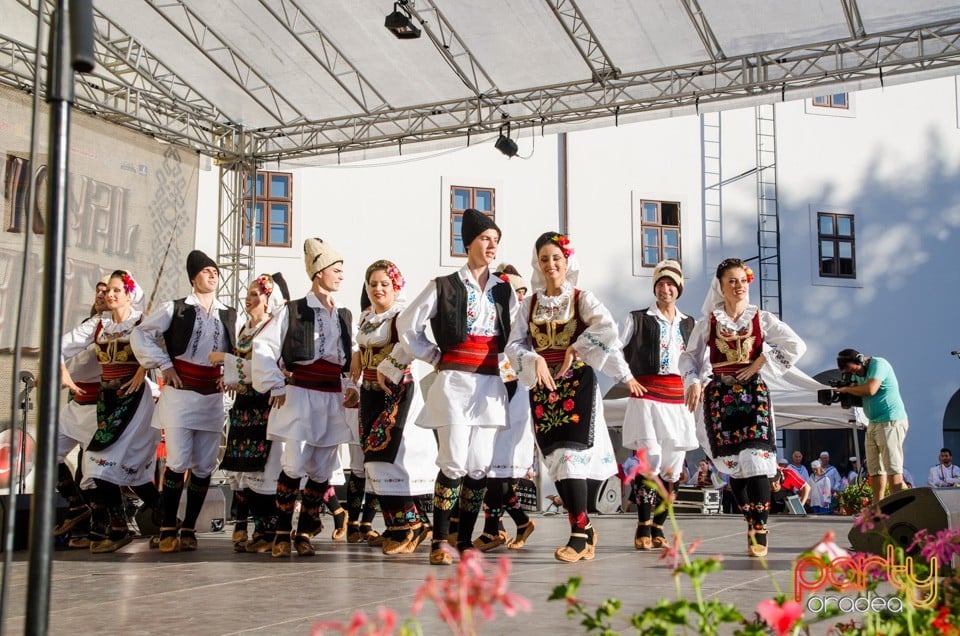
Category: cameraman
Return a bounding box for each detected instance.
[835,349,909,505]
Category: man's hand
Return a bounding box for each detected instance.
[161,367,183,389]
[349,351,361,384]
[208,352,226,366]
[626,377,647,397]
[343,388,360,408]
[270,393,286,409]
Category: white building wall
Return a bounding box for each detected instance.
[195,76,960,482]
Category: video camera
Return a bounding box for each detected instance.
[817,372,863,409]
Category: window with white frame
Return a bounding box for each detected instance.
[817,212,856,278]
[812,93,849,109]
[449,185,495,256]
[243,171,292,247]
[638,199,681,267]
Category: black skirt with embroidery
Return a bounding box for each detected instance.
[360,381,414,464]
[529,360,596,456]
[88,383,146,452]
[703,374,775,459]
[220,390,273,472]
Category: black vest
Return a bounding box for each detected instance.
[280,298,353,374]
[430,272,512,352]
[623,307,694,376]
[162,298,237,358]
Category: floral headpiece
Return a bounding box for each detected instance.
[365,259,405,293]
[255,274,274,296]
[551,234,574,258]
[743,265,754,284]
[121,272,136,295]
[715,258,753,283]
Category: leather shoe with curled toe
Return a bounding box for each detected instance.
[331,509,349,541]
[472,532,506,552]
[428,540,455,565]
[554,544,594,563]
[508,520,536,550]
[402,525,432,554]
[90,533,133,554]
[293,534,315,557]
[271,533,292,558]
[178,529,198,552]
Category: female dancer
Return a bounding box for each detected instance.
[507,232,644,563]
[61,270,161,553]
[351,259,437,554]
[679,257,806,557]
[210,273,288,552]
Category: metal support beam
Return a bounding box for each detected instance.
[406,0,499,98]
[216,129,255,309]
[257,0,391,115]
[546,0,620,83]
[250,19,960,162]
[144,0,305,126]
[700,111,723,258]
[680,0,726,61]
[840,0,867,39]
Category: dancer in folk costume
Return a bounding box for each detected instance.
[132,250,239,553]
[61,271,161,553]
[506,232,645,563]
[209,273,288,553]
[473,265,536,553]
[54,278,109,547]
[252,238,354,558]
[346,259,438,554]
[618,260,697,550]
[679,258,806,557]
[380,209,518,565]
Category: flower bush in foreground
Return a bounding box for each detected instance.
[549,465,960,635]
[312,549,530,636]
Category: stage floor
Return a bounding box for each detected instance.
[2,512,855,635]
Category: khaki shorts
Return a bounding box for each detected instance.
[864,419,908,476]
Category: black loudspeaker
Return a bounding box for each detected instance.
[848,487,960,555]
[0,493,69,552]
[586,477,622,515]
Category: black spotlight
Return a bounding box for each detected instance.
[385,2,421,39]
[494,134,518,158]
[494,122,518,158]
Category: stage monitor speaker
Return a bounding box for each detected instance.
[592,477,622,515]
[848,486,960,555]
[0,493,69,552]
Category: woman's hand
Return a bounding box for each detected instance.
[735,354,765,382]
[208,352,226,366]
[553,346,578,380]
[684,383,702,413]
[270,393,286,409]
[376,369,394,396]
[61,363,83,394]
[119,367,147,396]
[343,388,360,408]
[534,356,556,392]
[349,351,361,384]
[626,377,647,397]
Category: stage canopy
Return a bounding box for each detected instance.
[2,0,960,165]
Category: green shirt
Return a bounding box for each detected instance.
[853,356,908,423]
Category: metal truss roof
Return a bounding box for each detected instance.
[2,0,960,164]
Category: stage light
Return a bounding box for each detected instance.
[385,2,421,39]
[494,122,518,158]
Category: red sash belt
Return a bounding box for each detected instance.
[362,366,410,388]
[438,335,499,376]
[172,359,222,395]
[540,349,567,366]
[73,381,101,405]
[633,374,684,404]
[290,359,343,392]
[101,363,137,383]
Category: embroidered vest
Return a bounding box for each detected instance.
[528,289,586,364]
[162,298,237,358]
[280,298,353,374]
[430,272,511,353]
[623,308,694,377]
[358,315,399,383]
[708,311,763,373]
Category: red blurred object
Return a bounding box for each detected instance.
[0,428,37,491]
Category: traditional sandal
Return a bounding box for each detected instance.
[429,540,455,565]
[472,532,506,552]
[330,508,349,541]
[634,522,653,550]
[508,520,536,550]
[554,533,594,563]
[651,524,667,549]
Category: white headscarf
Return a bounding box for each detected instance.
[700,261,752,318]
[529,243,580,292]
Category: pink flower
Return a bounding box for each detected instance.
[658,531,700,571]
[311,607,397,636]
[548,392,559,404]
[809,530,849,561]
[907,527,960,565]
[852,506,888,533]
[756,598,803,636]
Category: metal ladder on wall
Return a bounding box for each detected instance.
[701,111,723,258]
[755,104,783,319]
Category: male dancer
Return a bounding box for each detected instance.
[253,238,354,557]
[379,209,517,565]
[618,260,696,549]
[132,250,237,552]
